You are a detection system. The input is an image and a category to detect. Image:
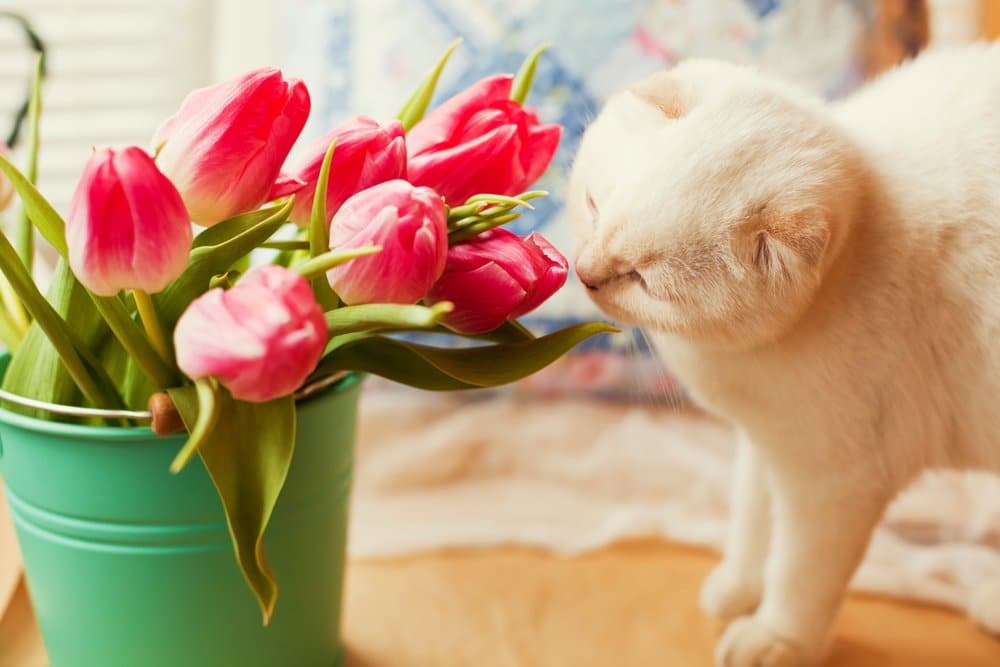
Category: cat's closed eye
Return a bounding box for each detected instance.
[585,190,598,221]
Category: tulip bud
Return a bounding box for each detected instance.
[153,68,311,226]
[0,143,14,213]
[174,265,327,403]
[428,228,568,333]
[287,116,407,227]
[66,146,192,296]
[326,179,447,305]
[407,75,561,205]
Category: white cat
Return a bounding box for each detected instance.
[567,45,1000,666]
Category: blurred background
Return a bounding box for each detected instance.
[1,1,999,665]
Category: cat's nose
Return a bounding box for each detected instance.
[575,254,602,291]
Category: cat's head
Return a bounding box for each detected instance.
[568,60,863,346]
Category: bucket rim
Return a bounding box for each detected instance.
[0,351,362,441]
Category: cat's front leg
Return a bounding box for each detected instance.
[716,460,888,667]
[701,434,770,619]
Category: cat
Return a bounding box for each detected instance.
[567,44,1000,667]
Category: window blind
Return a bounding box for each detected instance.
[0,0,213,214]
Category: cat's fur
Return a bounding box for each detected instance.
[568,45,1000,666]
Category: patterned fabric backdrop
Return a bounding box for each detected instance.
[277,0,899,401]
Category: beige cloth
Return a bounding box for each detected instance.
[351,391,1000,612]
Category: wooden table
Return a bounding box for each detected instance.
[3,541,998,666]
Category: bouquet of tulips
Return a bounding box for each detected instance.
[0,43,612,620]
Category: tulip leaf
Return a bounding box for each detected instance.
[90,294,177,390]
[397,38,462,131]
[169,377,220,473]
[192,206,289,249]
[325,302,451,336]
[0,150,66,256]
[0,234,122,410]
[15,54,44,273]
[309,140,340,310]
[311,321,616,390]
[167,385,295,626]
[1,260,123,417]
[511,43,550,106]
[157,198,294,327]
[293,245,381,281]
[476,319,536,343]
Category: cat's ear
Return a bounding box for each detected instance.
[629,72,686,119]
[738,207,830,278]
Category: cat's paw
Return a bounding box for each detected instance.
[700,563,762,619]
[968,579,1000,636]
[715,616,809,667]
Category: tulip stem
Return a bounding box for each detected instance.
[133,289,173,367]
[90,294,176,391]
[294,245,382,280]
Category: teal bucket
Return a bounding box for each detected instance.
[0,366,361,667]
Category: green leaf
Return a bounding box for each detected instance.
[261,240,309,252]
[90,294,177,390]
[192,206,289,249]
[473,319,536,343]
[309,141,340,310]
[293,245,381,281]
[325,302,452,336]
[397,38,462,131]
[167,386,296,626]
[0,150,66,256]
[0,233,119,409]
[15,54,44,273]
[157,198,294,327]
[510,43,550,105]
[311,322,616,390]
[169,378,220,473]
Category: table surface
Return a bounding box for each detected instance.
[2,541,998,666]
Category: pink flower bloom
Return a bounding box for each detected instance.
[174,265,327,403]
[287,116,407,227]
[326,179,447,305]
[428,228,568,334]
[66,146,192,296]
[406,75,561,205]
[0,143,14,213]
[153,68,310,226]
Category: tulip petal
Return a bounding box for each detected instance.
[326,180,447,305]
[287,117,407,227]
[154,69,311,225]
[269,173,307,199]
[407,124,522,204]
[433,261,527,334]
[520,122,562,189]
[66,147,192,296]
[406,75,514,154]
[174,265,327,403]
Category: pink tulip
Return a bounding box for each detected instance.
[153,68,310,226]
[0,143,13,212]
[66,146,192,296]
[287,116,407,227]
[174,265,327,403]
[406,75,562,205]
[428,228,568,334]
[326,179,447,305]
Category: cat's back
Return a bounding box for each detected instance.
[834,43,1000,154]
[833,44,1000,219]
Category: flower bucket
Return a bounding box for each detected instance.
[0,355,361,667]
